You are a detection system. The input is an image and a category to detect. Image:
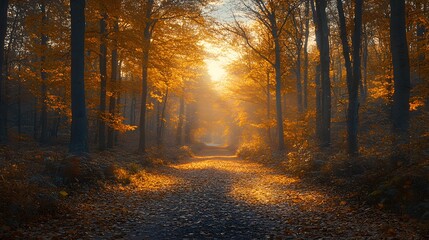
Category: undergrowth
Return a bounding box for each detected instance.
[234,109,429,220]
[0,144,194,229]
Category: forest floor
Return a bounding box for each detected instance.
[3,147,427,239]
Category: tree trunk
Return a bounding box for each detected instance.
[337,0,363,155]
[107,17,119,149]
[40,0,49,143]
[176,92,184,146]
[184,103,193,145]
[0,0,8,143]
[337,0,353,91]
[69,0,89,154]
[114,60,122,145]
[315,0,331,147]
[303,0,310,111]
[348,0,363,155]
[157,88,168,147]
[273,33,285,152]
[390,0,410,137]
[33,97,38,139]
[50,112,60,138]
[311,0,322,144]
[17,67,21,135]
[296,46,303,114]
[266,71,272,146]
[138,0,154,153]
[98,12,107,151]
[130,94,136,125]
[362,25,368,101]
[156,100,161,145]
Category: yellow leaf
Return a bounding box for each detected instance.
[59,191,68,197]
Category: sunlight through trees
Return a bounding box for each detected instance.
[0,0,428,237]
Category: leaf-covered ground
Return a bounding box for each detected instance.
[5,148,426,239]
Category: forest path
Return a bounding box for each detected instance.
[15,147,421,239]
[122,147,419,239]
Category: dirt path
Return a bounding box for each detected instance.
[11,148,424,239]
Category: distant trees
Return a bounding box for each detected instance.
[126,0,208,153]
[225,0,423,161]
[0,0,424,163]
[230,0,302,152]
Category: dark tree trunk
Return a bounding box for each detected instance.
[0,0,8,143]
[107,17,119,149]
[311,0,322,144]
[176,93,184,146]
[390,0,410,136]
[349,0,363,155]
[296,47,303,114]
[69,0,89,154]
[138,0,154,153]
[114,60,122,145]
[50,112,60,138]
[17,68,21,135]
[315,0,331,147]
[362,25,368,101]
[303,0,310,111]
[337,0,363,155]
[184,103,193,145]
[130,94,136,125]
[98,12,107,151]
[40,0,49,143]
[417,3,427,108]
[157,88,168,147]
[266,71,272,146]
[33,97,38,139]
[156,100,161,145]
[273,31,285,152]
[337,0,353,89]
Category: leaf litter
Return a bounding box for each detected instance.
[5,148,426,239]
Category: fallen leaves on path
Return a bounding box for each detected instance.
[5,148,426,239]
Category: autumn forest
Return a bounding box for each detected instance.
[0,0,428,238]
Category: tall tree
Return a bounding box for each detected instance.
[0,0,8,143]
[310,0,322,143]
[315,0,331,147]
[69,0,88,154]
[337,0,364,155]
[350,0,363,154]
[176,90,185,146]
[98,11,108,150]
[138,0,154,153]
[390,0,410,137]
[40,0,49,143]
[107,13,120,148]
[303,0,310,111]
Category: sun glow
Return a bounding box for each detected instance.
[205,59,227,82]
[203,41,238,84]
